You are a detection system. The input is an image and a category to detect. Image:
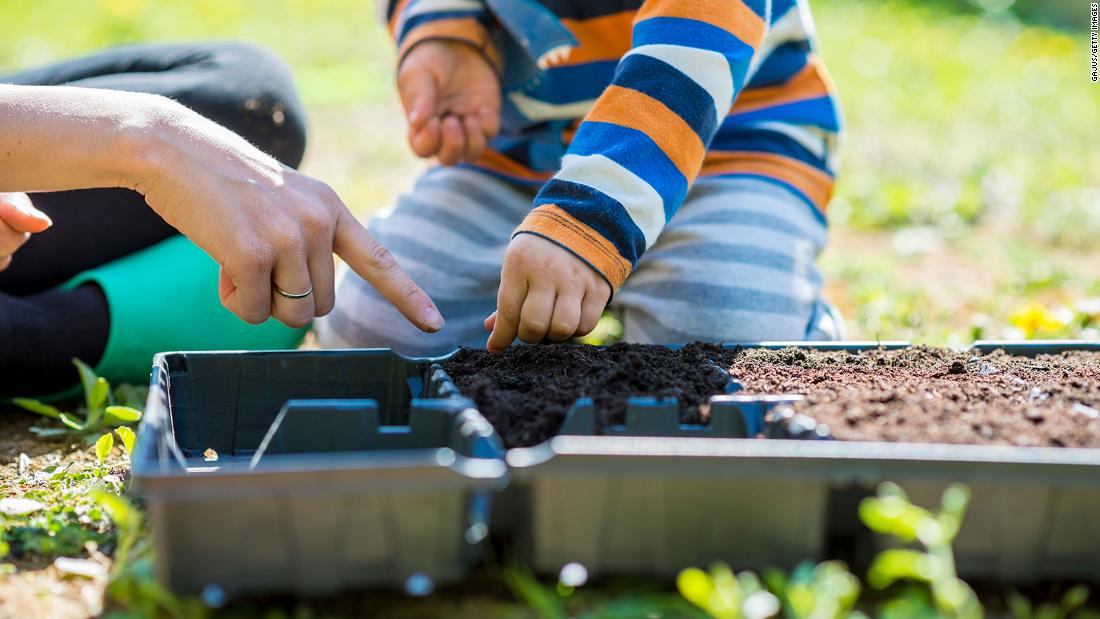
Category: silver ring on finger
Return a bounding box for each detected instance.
[274,284,313,299]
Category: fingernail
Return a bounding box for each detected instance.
[409,107,422,125]
[424,307,445,332]
[15,201,52,226]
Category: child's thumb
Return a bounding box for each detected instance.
[0,193,52,233]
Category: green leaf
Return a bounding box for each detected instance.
[73,358,100,411]
[1061,585,1089,614]
[58,412,86,431]
[867,549,933,590]
[677,567,715,611]
[11,398,63,420]
[95,433,114,464]
[86,377,110,427]
[1006,589,1031,619]
[114,426,136,456]
[105,406,142,424]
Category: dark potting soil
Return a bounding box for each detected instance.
[442,343,1100,449]
[442,343,738,447]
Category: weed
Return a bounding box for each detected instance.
[12,358,144,438]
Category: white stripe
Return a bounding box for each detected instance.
[507,91,597,121]
[398,0,482,32]
[747,6,802,79]
[555,154,665,249]
[747,121,829,160]
[625,44,734,126]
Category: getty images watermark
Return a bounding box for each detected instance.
[1092,2,1099,82]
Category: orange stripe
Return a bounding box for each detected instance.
[732,56,832,115]
[559,11,635,65]
[396,17,490,61]
[637,0,767,47]
[701,152,835,212]
[517,205,632,291]
[475,149,554,184]
[586,85,706,182]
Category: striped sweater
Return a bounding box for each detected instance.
[387,0,841,292]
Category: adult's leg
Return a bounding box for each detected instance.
[316,167,533,356]
[612,176,843,344]
[0,42,308,294]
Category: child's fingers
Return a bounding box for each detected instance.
[517,285,556,344]
[548,291,582,341]
[484,311,497,332]
[479,105,500,139]
[577,290,607,336]
[397,64,438,133]
[410,118,442,158]
[437,115,465,165]
[487,274,528,353]
[0,192,52,234]
[462,114,486,162]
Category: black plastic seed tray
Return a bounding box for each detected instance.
[503,340,1100,584]
[135,340,1100,594]
[132,350,506,596]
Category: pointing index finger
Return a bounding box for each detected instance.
[334,209,444,333]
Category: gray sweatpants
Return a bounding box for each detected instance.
[316,166,842,354]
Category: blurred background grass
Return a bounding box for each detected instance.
[1,0,1097,346]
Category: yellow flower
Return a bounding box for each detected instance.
[1009,302,1065,338]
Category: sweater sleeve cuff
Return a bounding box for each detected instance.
[513,205,633,293]
[397,17,501,71]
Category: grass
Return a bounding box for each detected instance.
[1,0,1099,616]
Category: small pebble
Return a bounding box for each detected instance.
[1028,387,1048,402]
[979,363,999,375]
[1073,403,1100,420]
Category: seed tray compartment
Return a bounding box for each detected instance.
[132,350,506,596]
[504,391,826,579]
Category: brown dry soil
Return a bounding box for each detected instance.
[443,344,1100,449]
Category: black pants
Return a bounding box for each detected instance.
[0,42,307,395]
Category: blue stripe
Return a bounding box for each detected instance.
[709,127,828,170]
[568,121,688,222]
[769,0,796,23]
[632,17,756,91]
[649,241,820,279]
[728,96,841,132]
[528,61,618,104]
[534,179,646,265]
[398,10,489,42]
[613,54,718,142]
[746,41,810,88]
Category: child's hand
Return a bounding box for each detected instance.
[0,192,52,271]
[485,234,611,353]
[398,40,500,165]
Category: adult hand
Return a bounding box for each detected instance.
[485,233,610,353]
[128,101,444,332]
[398,40,501,165]
[0,192,52,271]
